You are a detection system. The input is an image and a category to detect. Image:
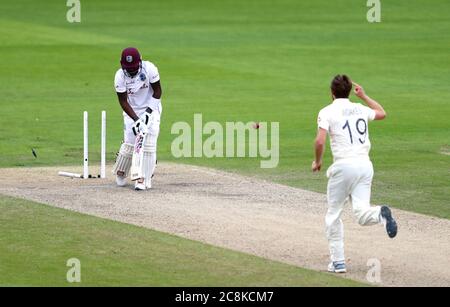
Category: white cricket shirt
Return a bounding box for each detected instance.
[317,98,376,162]
[114,60,160,113]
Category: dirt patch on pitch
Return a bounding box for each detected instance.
[1,163,449,287]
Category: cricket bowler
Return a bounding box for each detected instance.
[112,47,162,190]
[313,75,397,273]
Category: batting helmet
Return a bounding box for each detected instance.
[120,47,142,77]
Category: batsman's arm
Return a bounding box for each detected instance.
[117,91,139,121]
[150,81,162,99]
[143,81,162,117]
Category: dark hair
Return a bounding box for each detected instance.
[331,75,352,98]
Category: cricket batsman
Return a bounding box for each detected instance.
[112,47,162,190]
[312,75,397,273]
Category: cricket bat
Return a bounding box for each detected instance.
[130,132,147,181]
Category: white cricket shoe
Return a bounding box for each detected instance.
[134,180,146,191]
[380,206,398,238]
[145,178,152,190]
[328,261,347,273]
[116,175,127,187]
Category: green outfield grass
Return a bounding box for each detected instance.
[0,195,365,286]
[0,0,449,221]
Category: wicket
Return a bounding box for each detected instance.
[58,110,106,179]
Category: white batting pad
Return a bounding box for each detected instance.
[112,143,134,177]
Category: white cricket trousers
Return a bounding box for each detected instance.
[325,158,382,262]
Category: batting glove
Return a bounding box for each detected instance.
[132,118,149,136]
[143,107,153,126]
